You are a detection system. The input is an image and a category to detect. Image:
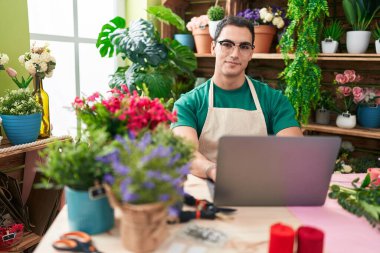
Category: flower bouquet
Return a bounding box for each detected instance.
[186,15,212,53]
[0,52,32,89]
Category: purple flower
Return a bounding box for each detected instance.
[137,132,151,151]
[171,177,183,187]
[128,131,136,141]
[160,173,172,182]
[168,206,180,217]
[176,163,191,176]
[122,190,139,202]
[112,160,130,175]
[168,153,181,166]
[143,181,155,189]
[159,194,170,202]
[120,177,132,193]
[115,135,130,152]
[141,145,172,164]
[147,170,161,179]
[96,149,120,164]
[103,174,115,185]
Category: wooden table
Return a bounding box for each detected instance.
[34,174,380,253]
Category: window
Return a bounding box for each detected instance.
[27,0,123,136]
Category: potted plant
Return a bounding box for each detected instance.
[238,6,287,53]
[97,16,196,100]
[321,20,344,53]
[343,0,380,53]
[353,87,380,128]
[146,5,195,51]
[186,15,212,54]
[37,131,114,235]
[373,22,380,53]
[315,90,334,124]
[99,125,194,252]
[334,70,364,129]
[0,89,42,145]
[279,0,328,124]
[207,5,225,39]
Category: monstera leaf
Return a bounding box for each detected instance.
[164,38,197,77]
[97,16,126,57]
[108,66,129,88]
[109,19,168,67]
[146,6,186,32]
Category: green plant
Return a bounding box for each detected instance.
[323,20,344,41]
[146,5,186,33]
[342,0,380,31]
[37,131,111,190]
[207,5,225,21]
[96,16,196,99]
[0,89,42,115]
[317,90,335,110]
[329,174,380,229]
[98,125,194,205]
[280,0,329,123]
[373,22,380,40]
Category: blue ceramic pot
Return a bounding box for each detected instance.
[357,104,380,128]
[174,34,195,51]
[0,113,41,145]
[65,187,114,235]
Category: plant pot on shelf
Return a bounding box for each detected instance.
[209,20,222,39]
[376,40,380,54]
[321,40,338,53]
[104,185,168,253]
[192,26,212,54]
[174,34,195,51]
[315,109,330,124]
[357,104,380,128]
[336,112,356,129]
[253,25,276,53]
[346,31,371,54]
[65,187,114,235]
[0,113,41,145]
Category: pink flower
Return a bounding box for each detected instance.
[337,86,352,97]
[375,89,380,105]
[5,67,17,78]
[335,74,349,84]
[87,92,100,102]
[352,87,365,103]
[72,97,84,109]
[343,70,356,82]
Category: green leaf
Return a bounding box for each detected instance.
[164,38,197,75]
[343,0,357,26]
[96,16,126,57]
[147,6,186,32]
[360,173,371,188]
[134,68,174,98]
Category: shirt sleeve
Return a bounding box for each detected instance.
[170,93,198,130]
[270,90,300,134]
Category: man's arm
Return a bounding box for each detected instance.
[276,126,303,136]
[172,126,217,181]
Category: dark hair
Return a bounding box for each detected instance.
[214,16,255,43]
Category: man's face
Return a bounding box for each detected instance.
[212,25,254,79]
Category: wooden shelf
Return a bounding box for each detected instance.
[302,123,380,140]
[195,53,380,61]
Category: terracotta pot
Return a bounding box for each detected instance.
[192,26,212,54]
[253,25,276,53]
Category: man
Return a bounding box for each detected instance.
[171,16,303,182]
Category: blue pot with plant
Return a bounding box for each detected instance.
[0,89,42,145]
[37,132,114,235]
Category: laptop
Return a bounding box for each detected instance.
[214,136,341,206]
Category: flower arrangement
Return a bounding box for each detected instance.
[186,15,209,31]
[0,223,24,249]
[334,70,380,112]
[72,85,177,138]
[0,89,42,116]
[98,125,194,206]
[19,43,56,79]
[237,6,287,29]
[0,53,9,69]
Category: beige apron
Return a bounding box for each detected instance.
[185,76,268,198]
[199,75,268,163]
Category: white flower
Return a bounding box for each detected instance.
[259,8,268,20]
[25,60,36,75]
[264,12,274,23]
[39,62,48,72]
[341,164,353,173]
[45,71,53,78]
[40,52,50,62]
[31,53,41,63]
[276,19,285,29]
[49,56,56,63]
[18,55,25,64]
[0,53,9,65]
[341,141,354,152]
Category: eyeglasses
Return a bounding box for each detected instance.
[216,40,255,55]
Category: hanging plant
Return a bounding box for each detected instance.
[279,0,329,123]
